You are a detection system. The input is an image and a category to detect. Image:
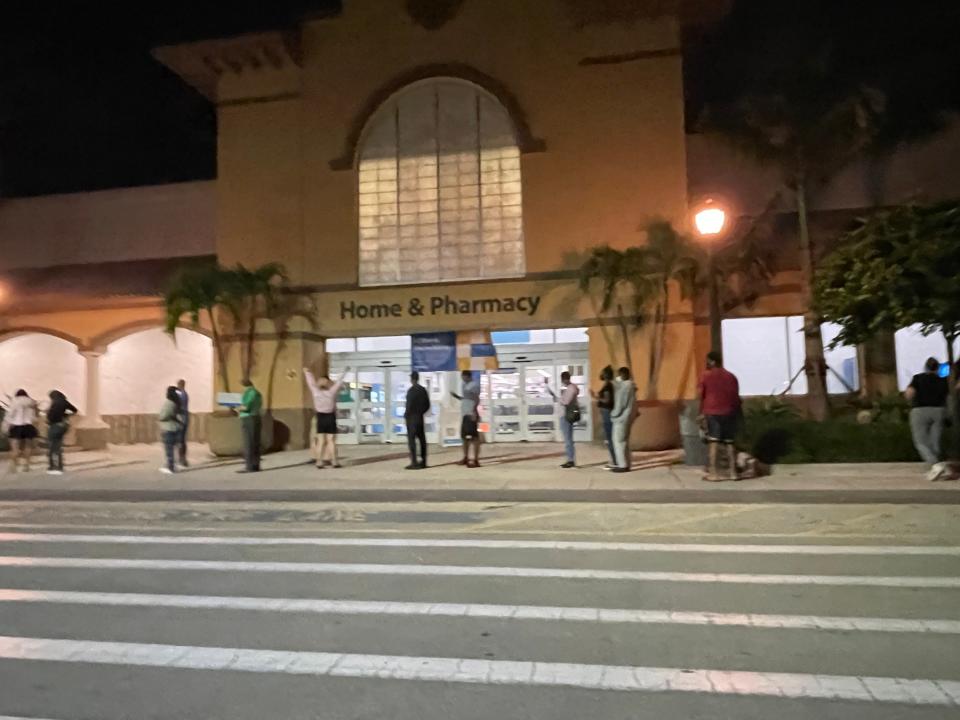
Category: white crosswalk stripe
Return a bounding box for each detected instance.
[1,529,959,716]
[0,588,958,634]
[1,554,958,587]
[0,635,958,705]
[3,532,959,555]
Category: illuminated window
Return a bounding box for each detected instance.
[722,316,859,396]
[358,79,525,286]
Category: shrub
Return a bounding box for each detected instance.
[739,415,921,463]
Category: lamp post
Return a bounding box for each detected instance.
[693,198,729,356]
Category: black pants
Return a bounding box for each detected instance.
[242,415,261,472]
[47,422,68,470]
[406,416,426,466]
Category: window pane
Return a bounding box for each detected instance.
[326,338,356,353]
[358,79,524,286]
[822,322,859,393]
[895,324,959,390]
[722,317,792,396]
[723,317,860,396]
[356,336,412,352]
[555,327,589,343]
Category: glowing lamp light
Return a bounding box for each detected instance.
[694,205,727,237]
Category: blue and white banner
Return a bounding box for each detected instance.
[411,332,457,372]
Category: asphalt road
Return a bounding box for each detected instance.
[0,500,958,719]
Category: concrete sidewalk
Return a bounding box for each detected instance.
[0,441,957,504]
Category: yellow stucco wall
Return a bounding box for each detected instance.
[0,302,172,350]
[215,0,688,287]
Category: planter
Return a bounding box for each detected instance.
[207,413,274,457]
[629,400,681,451]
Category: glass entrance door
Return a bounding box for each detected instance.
[522,365,559,441]
[388,370,442,444]
[489,369,522,440]
[356,369,388,444]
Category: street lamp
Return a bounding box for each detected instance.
[693,198,730,356]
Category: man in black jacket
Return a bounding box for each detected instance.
[405,372,431,469]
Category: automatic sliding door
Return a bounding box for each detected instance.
[356,369,387,443]
[523,365,557,441]
[489,369,521,441]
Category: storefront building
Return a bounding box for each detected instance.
[150,0,697,449]
[1,0,958,451]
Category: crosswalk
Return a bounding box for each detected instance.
[0,529,959,718]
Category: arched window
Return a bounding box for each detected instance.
[358,78,525,286]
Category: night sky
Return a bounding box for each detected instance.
[1,1,958,198]
[0,1,338,198]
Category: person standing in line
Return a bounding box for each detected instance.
[450,370,481,468]
[593,365,616,468]
[238,378,263,473]
[609,367,636,474]
[175,379,190,468]
[698,351,741,482]
[157,386,182,475]
[7,389,39,473]
[303,365,352,469]
[46,390,77,475]
[547,371,580,468]
[905,357,948,474]
[404,371,431,470]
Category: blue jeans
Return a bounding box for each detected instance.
[561,417,575,463]
[161,430,178,472]
[177,417,189,465]
[600,408,615,465]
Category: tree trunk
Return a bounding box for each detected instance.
[646,298,663,400]
[858,330,898,397]
[207,309,231,393]
[615,303,635,382]
[647,283,670,401]
[244,309,256,382]
[795,175,830,421]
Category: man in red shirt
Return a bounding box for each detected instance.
[698,351,741,481]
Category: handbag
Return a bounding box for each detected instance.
[565,402,581,424]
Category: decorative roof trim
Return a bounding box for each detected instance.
[152,31,302,102]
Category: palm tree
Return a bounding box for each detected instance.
[684,0,960,417]
[579,221,699,400]
[262,289,318,412]
[164,263,232,392]
[698,77,883,420]
[221,262,287,383]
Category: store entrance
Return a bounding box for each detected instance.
[333,362,443,445]
[329,339,591,446]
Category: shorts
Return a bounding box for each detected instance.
[9,424,38,440]
[706,414,737,443]
[460,416,480,440]
[315,412,338,435]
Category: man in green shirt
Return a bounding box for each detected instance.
[238,378,263,473]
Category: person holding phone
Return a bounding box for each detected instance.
[450,370,481,468]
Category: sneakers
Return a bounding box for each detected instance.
[47,469,63,476]
[610,467,628,474]
[928,462,949,482]
[404,463,418,470]
[159,467,173,475]
[560,461,575,469]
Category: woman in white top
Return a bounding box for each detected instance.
[7,389,39,472]
[304,365,352,469]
